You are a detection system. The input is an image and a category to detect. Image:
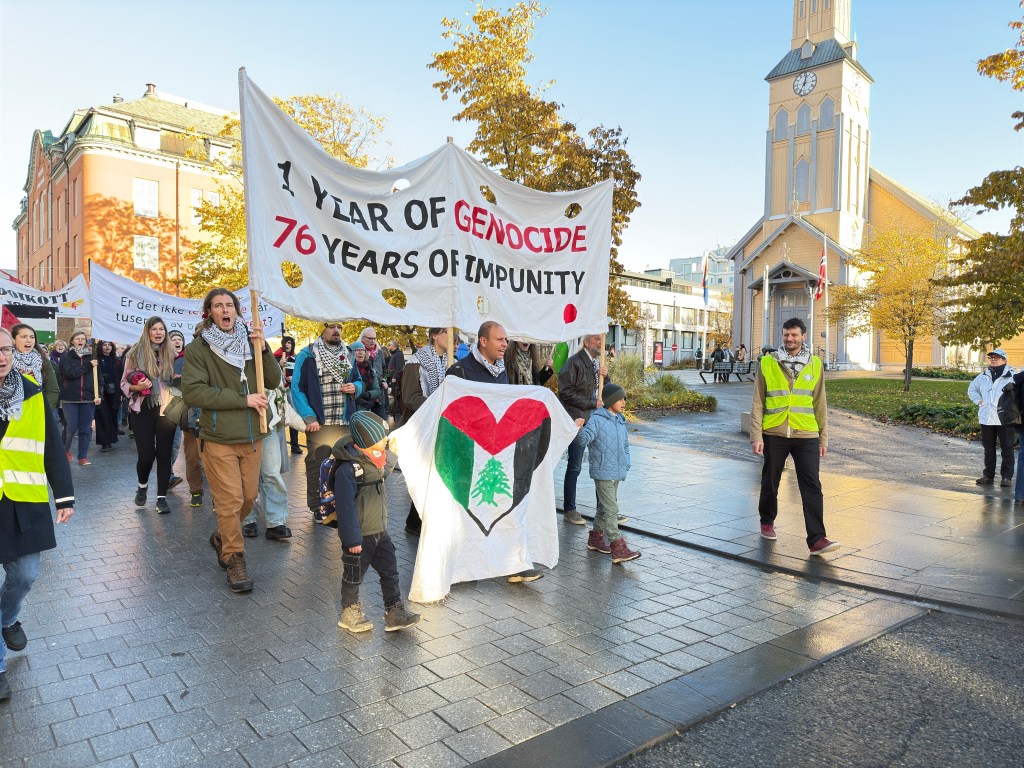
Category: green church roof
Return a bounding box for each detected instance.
[765,38,873,83]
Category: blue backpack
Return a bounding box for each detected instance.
[316,454,384,527]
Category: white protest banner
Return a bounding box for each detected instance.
[88,263,284,344]
[0,274,90,317]
[389,377,578,603]
[239,70,613,344]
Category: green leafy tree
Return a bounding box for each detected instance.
[939,3,1024,346]
[429,2,641,331]
[471,456,512,506]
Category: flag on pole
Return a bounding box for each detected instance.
[814,246,827,301]
[702,254,709,306]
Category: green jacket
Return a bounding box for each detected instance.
[181,333,281,445]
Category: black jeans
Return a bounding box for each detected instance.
[758,435,826,547]
[132,401,177,495]
[980,424,1016,480]
[340,530,401,610]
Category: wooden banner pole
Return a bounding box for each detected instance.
[250,289,268,434]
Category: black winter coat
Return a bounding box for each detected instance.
[58,349,97,403]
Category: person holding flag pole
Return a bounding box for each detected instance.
[816,236,829,369]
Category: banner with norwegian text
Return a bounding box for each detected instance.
[88,263,284,344]
[0,274,90,317]
[239,70,613,343]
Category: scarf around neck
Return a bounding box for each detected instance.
[773,344,811,378]
[511,346,533,385]
[313,338,351,384]
[0,371,26,420]
[202,321,253,372]
[414,345,446,395]
[471,344,505,379]
[12,348,43,384]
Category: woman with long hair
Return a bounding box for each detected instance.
[503,341,554,387]
[94,340,122,451]
[275,335,301,454]
[10,323,60,411]
[58,331,100,465]
[121,317,177,514]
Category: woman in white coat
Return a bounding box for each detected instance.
[967,348,1016,487]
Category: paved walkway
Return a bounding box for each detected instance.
[1,435,928,768]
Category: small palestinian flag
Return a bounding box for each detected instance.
[435,396,552,536]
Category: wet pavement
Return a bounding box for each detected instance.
[0,376,1019,766]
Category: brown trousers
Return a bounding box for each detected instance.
[203,440,263,556]
[183,431,204,494]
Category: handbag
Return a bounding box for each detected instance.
[284,388,307,432]
[997,382,1021,426]
[161,386,191,429]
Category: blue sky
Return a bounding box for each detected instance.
[1,0,1021,274]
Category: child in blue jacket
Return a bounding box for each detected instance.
[576,383,640,563]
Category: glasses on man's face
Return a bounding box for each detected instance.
[362,336,376,341]
[0,346,14,356]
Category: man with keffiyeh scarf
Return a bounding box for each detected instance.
[750,316,838,556]
[0,327,74,702]
[182,288,280,593]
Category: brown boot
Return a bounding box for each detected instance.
[587,529,611,553]
[609,536,641,564]
[225,552,253,592]
[209,532,228,569]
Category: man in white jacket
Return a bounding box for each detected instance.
[968,348,1016,487]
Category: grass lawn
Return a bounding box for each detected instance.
[827,377,978,438]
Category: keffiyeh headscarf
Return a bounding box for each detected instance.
[414,345,446,396]
[772,343,810,378]
[0,370,26,420]
[312,338,351,383]
[510,345,533,386]
[12,348,43,384]
[202,321,253,373]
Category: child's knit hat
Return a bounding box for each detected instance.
[602,383,625,408]
[350,411,389,448]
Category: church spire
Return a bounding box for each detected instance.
[791,0,851,50]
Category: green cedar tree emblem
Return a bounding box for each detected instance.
[470,457,512,506]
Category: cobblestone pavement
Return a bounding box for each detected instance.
[0,441,921,767]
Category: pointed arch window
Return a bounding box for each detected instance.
[796,103,811,135]
[819,96,835,130]
[774,108,789,141]
[795,158,810,203]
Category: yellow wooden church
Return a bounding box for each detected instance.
[727,0,1022,369]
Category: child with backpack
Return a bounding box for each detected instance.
[324,410,420,633]
[576,383,641,563]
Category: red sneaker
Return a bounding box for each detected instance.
[78,459,92,466]
[760,524,777,540]
[809,537,841,556]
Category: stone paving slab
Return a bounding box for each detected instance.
[0,443,926,767]
[560,438,1024,618]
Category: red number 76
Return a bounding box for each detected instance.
[273,216,316,255]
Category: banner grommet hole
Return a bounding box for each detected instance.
[382,288,407,309]
[479,185,497,205]
[281,261,303,288]
[391,178,411,194]
[564,202,582,219]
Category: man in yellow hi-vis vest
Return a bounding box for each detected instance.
[0,327,75,702]
[750,317,839,556]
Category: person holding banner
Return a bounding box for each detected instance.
[291,323,357,519]
[503,341,554,387]
[122,318,178,514]
[182,288,280,593]
[58,331,100,466]
[274,336,302,455]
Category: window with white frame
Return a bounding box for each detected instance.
[133,235,159,271]
[134,178,159,218]
[208,190,220,207]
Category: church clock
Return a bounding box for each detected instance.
[793,71,817,96]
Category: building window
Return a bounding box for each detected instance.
[795,158,810,203]
[208,190,220,207]
[811,0,817,12]
[796,103,811,135]
[73,177,79,216]
[134,126,160,150]
[191,189,204,226]
[774,109,788,141]
[46,256,52,288]
[56,195,61,229]
[134,178,159,218]
[819,96,835,130]
[73,235,78,270]
[133,235,159,271]
[799,0,805,17]
[824,0,830,8]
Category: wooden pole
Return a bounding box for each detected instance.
[250,289,268,434]
[447,326,455,367]
[598,333,607,395]
[91,356,99,402]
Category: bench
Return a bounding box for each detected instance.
[698,360,755,383]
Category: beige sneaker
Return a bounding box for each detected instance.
[338,604,373,633]
[563,509,585,525]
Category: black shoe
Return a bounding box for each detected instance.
[0,672,10,701]
[100,445,111,452]
[290,446,303,455]
[2,621,27,651]
[976,476,994,485]
[242,522,258,538]
[265,525,292,540]
[405,524,421,536]
[1000,477,1012,488]
[155,497,171,514]
[134,487,147,507]
[190,491,203,507]
[168,476,184,491]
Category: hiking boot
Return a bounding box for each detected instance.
[134,486,147,507]
[265,525,292,540]
[1000,477,1012,487]
[209,532,228,569]
[587,529,611,554]
[225,553,253,593]
[563,509,585,525]
[0,672,10,701]
[610,537,641,563]
[338,603,373,633]
[242,522,258,538]
[3,621,27,651]
[384,602,421,632]
[760,524,778,540]
[809,537,841,556]
[507,569,543,583]
[976,476,994,485]
[190,491,203,507]
[617,514,630,524]
[155,497,171,514]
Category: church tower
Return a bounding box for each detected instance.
[763,0,872,252]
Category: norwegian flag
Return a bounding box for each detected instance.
[814,246,827,301]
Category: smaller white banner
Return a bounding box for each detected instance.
[0,274,90,317]
[88,263,285,344]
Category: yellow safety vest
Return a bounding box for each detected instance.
[761,355,821,432]
[0,389,50,503]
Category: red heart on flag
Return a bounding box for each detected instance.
[440,396,550,455]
